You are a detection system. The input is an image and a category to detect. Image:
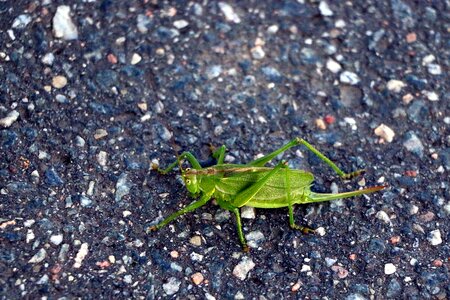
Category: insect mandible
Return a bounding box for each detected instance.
[148,138,386,251]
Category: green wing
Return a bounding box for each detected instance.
[214,167,314,208]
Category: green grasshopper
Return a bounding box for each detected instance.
[148,138,386,251]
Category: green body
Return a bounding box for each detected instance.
[189,165,314,208]
[148,138,386,251]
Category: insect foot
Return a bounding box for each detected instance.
[341,169,366,180]
[146,225,158,233]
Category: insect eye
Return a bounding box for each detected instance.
[186,179,191,184]
[186,168,191,172]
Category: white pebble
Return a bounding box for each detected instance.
[173,20,189,29]
[319,1,333,16]
[428,229,442,246]
[12,14,32,29]
[374,124,395,143]
[422,54,435,65]
[427,64,441,75]
[73,243,89,268]
[163,277,181,295]
[50,234,63,246]
[340,71,360,85]
[384,263,396,275]
[423,91,439,101]
[251,46,265,60]
[386,80,406,93]
[41,53,55,65]
[376,210,392,225]
[233,257,255,280]
[326,58,342,73]
[0,110,19,128]
[28,248,47,264]
[53,5,78,40]
[97,151,108,166]
[300,264,311,272]
[241,206,255,219]
[245,231,265,248]
[218,2,241,23]
[131,53,142,65]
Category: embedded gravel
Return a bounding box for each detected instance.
[1,1,449,299]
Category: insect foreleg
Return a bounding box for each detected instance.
[147,191,214,232]
[158,152,202,174]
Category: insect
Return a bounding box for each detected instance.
[148,138,386,251]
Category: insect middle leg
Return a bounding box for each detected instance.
[282,164,315,234]
[217,199,249,252]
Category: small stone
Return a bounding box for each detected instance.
[291,282,301,292]
[235,291,245,300]
[52,76,67,89]
[403,131,424,158]
[29,248,47,263]
[387,80,406,93]
[423,91,439,101]
[80,195,92,207]
[190,252,204,262]
[427,64,442,75]
[233,257,255,280]
[191,272,204,285]
[205,65,222,79]
[12,14,32,29]
[251,46,265,60]
[173,19,189,29]
[131,53,142,65]
[300,264,311,272]
[422,54,435,65]
[331,265,349,279]
[384,263,396,275]
[402,93,414,104]
[406,32,416,43]
[245,231,265,248]
[326,58,342,73]
[41,53,55,65]
[376,210,392,225]
[115,173,132,202]
[241,206,255,219]
[97,151,108,166]
[325,257,337,267]
[107,53,118,64]
[170,251,179,258]
[267,24,279,34]
[386,278,402,298]
[340,71,360,85]
[163,277,181,295]
[315,227,326,236]
[218,2,241,23]
[73,243,89,268]
[432,259,443,267]
[427,229,442,246]
[0,110,20,128]
[315,118,327,130]
[319,1,333,16]
[190,235,202,246]
[94,129,108,139]
[374,124,395,143]
[50,234,64,246]
[261,66,282,83]
[137,14,151,34]
[75,136,85,147]
[53,5,78,40]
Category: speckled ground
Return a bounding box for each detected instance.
[0,1,449,299]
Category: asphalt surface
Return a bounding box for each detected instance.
[0,1,449,299]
